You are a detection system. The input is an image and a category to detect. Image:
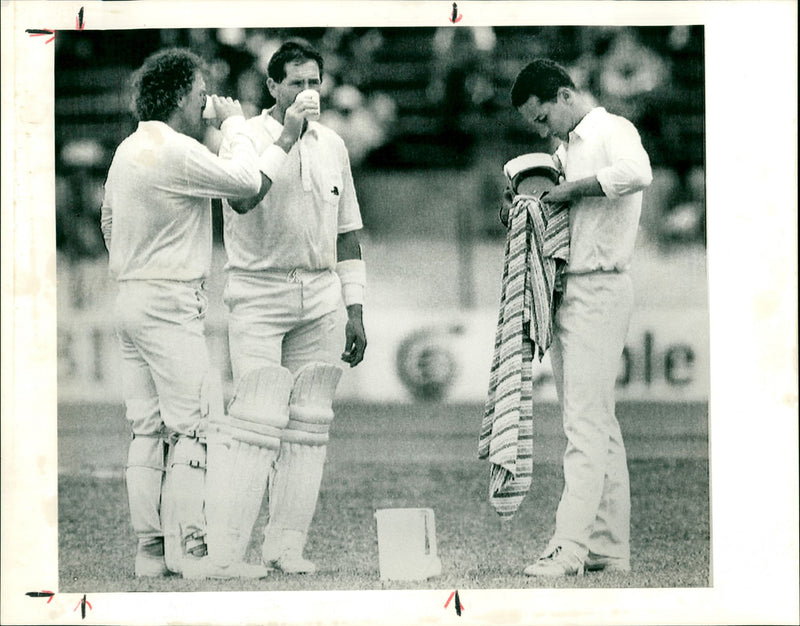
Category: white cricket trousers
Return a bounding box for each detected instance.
[224,269,343,379]
[548,271,633,561]
[114,279,211,438]
[114,279,212,546]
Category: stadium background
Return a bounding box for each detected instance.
[55,25,707,405]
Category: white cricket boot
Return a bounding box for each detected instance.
[181,556,270,580]
[523,545,585,577]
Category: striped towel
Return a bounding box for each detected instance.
[478,195,569,519]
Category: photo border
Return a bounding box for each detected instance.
[2,2,798,624]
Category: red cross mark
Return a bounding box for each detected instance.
[444,590,465,616]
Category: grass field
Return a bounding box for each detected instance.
[58,401,709,593]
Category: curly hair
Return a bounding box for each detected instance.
[510,58,575,108]
[132,48,205,122]
[267,40,324,83]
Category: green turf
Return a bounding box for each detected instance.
[59,459,709,592]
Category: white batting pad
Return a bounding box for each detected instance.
[205,365,293,567]
[262,363,342,565]
[162,435,207,574]
[281,363,343,445]
[263,442,327,564]
[125,436,166,542]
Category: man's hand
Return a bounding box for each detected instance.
[210,95,245,124]
[542,176,604,205]
[499,186,514,227]
[541,180,573,205]
[276,99,313,151]
[341,304,366,368]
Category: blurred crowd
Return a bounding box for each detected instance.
[55,26,705,262]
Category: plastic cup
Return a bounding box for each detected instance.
[296,89,321,121]
[202,95,216,119]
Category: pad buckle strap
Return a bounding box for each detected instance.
[183,530,208,557]
[166,430,205,446]
[130,432,165,441]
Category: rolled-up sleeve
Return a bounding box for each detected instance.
[337,146,363,233]
[180,116,261,200]
[595,117,653,199]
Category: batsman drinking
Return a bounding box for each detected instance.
[100,48,271,579]
[102,40,367,579]
[210,39,368,575]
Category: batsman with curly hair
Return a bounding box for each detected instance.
[100,47,301,579]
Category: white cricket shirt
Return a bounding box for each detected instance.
[101,117,261,281]
[222,110,363,272]
[554,107,652,274]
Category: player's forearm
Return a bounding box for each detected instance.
[336,231,365,307]
[100,206,112,251]
[336,230,362,261]
[562,176,605,199]
[228,172,272,214]
[229,131,299,214]
[542,175,604,205]
[274,130,296,154]
[346,303,363,319]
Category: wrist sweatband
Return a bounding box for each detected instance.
[258,144,288,181]
[335,259,366,306]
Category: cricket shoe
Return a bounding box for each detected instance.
[134,538,170,577]
[523,546,584,578]
[265,552,317,575]
[181,556,271,579]
[263,530,317,574]
[584,553,631,573]
[135,553,170,578]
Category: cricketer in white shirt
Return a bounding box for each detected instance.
[548,105,651,572]
[223,111,362,274]
[101,115,261,443]
[512,58,652,578]
[554,107,651,274]
[102,117,260,281]
[220,108,364,380]
[100,75,263,578]
[211,40,368,577]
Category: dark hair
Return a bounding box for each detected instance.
[267,40,324,83]
[132,48,205,122]
[510,58,575,108]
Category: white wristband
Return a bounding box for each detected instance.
[258,143,288,181]
[335,259,366,306]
